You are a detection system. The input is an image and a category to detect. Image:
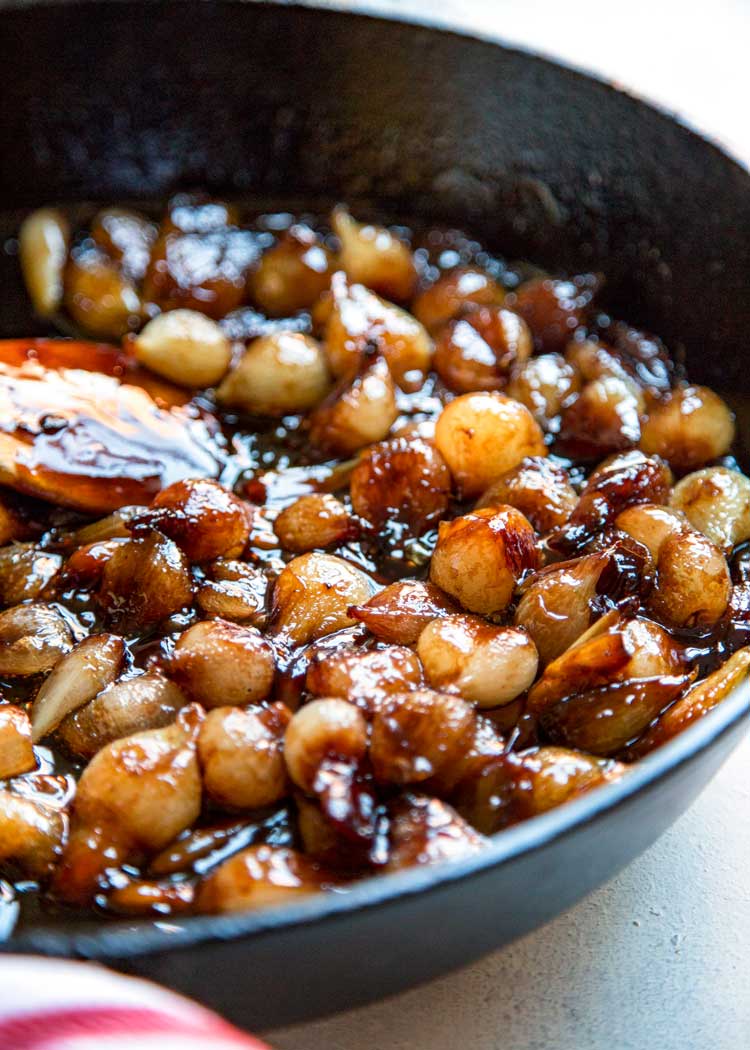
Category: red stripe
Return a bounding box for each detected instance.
[0,1005,268,1050]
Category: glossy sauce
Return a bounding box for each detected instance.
[0,347,222,513]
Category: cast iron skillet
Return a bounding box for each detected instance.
[1,0,750,1030]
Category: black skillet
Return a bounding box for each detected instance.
[1,0,750,1031]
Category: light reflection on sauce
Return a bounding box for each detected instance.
[0,353,222,514]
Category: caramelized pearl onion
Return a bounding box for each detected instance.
[199,703,291,810]
[434,392,546,498]
[2,199,746,926]
[527,617,690,755]
[412,267,505,333]
[332,208,417,302]
[475,457,577,533]
[433,306,531,393]
[306,644,423,715]
[322,273,432,392]
[250,224,333,316]
[349,436,451,532]
[349,580,460,644]
[418,616,538,708]
[430,506,538,616]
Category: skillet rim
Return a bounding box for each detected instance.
[2,0,750,960]
[8,672,750,959]
[3,0,748,175]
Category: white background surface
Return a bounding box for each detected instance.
[270,2,750,1047]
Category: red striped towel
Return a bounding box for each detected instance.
[0,957,270,1049]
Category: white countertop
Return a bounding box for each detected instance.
[270,3,750,1047]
